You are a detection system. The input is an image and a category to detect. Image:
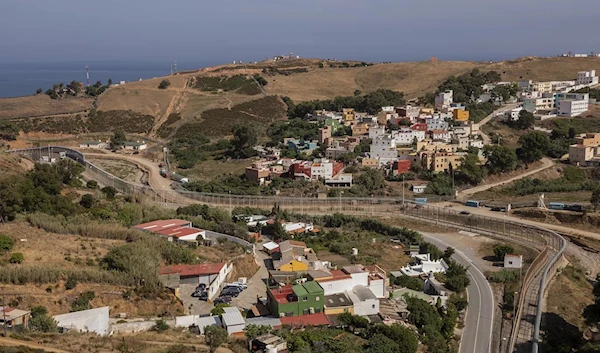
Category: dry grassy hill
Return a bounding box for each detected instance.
[3,56,600,141]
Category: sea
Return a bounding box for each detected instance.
[0,61,215,98]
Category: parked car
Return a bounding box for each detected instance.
[224,285,245,292]
[199,292,208,301]
[195,283,206,291]
[491,207,502,212]
[221,288,240,297]
[191,290,205,298]
[459,211,471,215]
[226,282,247,290]
[214,296,232,304]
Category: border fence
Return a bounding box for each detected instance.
[8,146,566,353]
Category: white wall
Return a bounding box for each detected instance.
[352,298,379,316]
[350,272,369,288]
[368,279,385,298]
[319,278,354,295]
[179,230,206,241]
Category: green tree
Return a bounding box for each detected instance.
[368,334,402,353]
[231,126,259,158]
[71,291,95,312]
[204,325,228,353]
[448,293,468,312]
[30,306,48,318]
[111,130,126,147]
[513,110,535,130]
[493,243,515,260]
[36,88,43,94]
[210,303,230,316]
[101,186,118,200]
[79,194,94,209]
[355,168,386,192]
[29,314,58,332]
[445,260,470,292]
[517,131,550,164]
[152,319,170,332]
[442,247,455,261]
[392,275,424,291]
[158,79,171,89]
[8,253,23,264]
[0,234,14,251]
[483,145,518,174]
[456,154,484,185]
[87,180,98,189]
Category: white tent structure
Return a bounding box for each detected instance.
[53,307,110,336]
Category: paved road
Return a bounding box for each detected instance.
[457,157,554,200]
[422,232,494,353]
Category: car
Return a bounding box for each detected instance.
[191,290,205,298]
[491,207,503,212]
[459,211,471,215]
[224,285,244,292]
[221,288,240,297]
[195,283,207,291]
[198,292,208,301]
[214,296,232,304]
[226,282,247,290]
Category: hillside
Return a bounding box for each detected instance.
[2,56,600,142]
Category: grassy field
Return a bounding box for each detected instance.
[546,266,594,330]
[485,56,600,82]
[0,95,93,120]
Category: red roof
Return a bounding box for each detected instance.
[316,269,352,283]
[411,123,428,131]
[269,285,295,304]
[157,226,205,238]
[280,313,330,327]
[159,263,225,277]
[134,219,191,232]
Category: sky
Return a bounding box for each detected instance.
[2,0,600,65]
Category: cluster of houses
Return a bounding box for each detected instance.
[568,132,600,167]
[503,70,598,120]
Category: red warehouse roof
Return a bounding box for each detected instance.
[159,263,226,277]
[134,219,191,232]
[157,227,205,238]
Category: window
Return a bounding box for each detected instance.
[303,309,309,315]
[316,296,320,301]
[315,308,322,313]
[508,261,513,265]
[372,304,376,309]
[303,296,308,302]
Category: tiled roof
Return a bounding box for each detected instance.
[157,227,204,238]
[159,263,225,277]
[133,219,191,232]
[279,313,330,327]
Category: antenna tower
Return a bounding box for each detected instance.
[173,60,178,74]
[86,66,90,87]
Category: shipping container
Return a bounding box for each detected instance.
[565,204,584,212]
[548,202,565,210]
[465,200,480,208]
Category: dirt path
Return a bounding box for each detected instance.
[150,78,189,137]
[478,103,521,144]
[457,157,554,200]
[140,340,234,353]
[0,336,71,353]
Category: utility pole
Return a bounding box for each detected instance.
[402,174,405,205]
[2,292,6,337]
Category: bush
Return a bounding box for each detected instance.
[65,276,77,290]
[392,275,424,291]
[71,291,95,312]
[152,319,170,332]
[30,306,48,318]
[86,180,98,189]
[493,244,514,260]
[9,253,24,264]
[29,314,58,332]
[80,194,94,209]
[487,269,519,283]
[158,79,171,89]
[101,186,117,199]
[0,235,14,251]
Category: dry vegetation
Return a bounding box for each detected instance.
[546,265,594,331]
[0,95,93,120]
[485,56,600,82]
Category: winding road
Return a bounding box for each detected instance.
[422,232,494,353]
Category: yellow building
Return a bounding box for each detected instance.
[324,306,354,315]
[420,108,435,115]
[453,109,470,121]
[421,151,465,173]
[352,123,369,136]
[343,108,356,122]
[277,259,309,272]
[575,133,600,147]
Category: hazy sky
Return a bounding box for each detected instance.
[2,0,600,64]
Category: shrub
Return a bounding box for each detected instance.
[86,180,98,189]
[9,253,24,264]
[71,291,95,312]
[80,194,94,208]
[487,269,519,283]
[0,235,14,251]
[101,186,117,199]
[30,306,48,318]
[29,314,58,332]
[493,244,514,260]
[392,275,424,291]
[158,80,171,89]
[152,319,170,332]
[65,276,78,290]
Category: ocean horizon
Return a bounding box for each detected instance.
[0,60,218,98]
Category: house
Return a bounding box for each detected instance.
[222,307,246,336]
[420,151,465,173]
[343,108,356,122]
[452,109,469,121]
[159,262,232,300]
[326,142,352,159]
[253,334,287,353]
[53,307,109,336]
[569,144,597,166]
[289,159,344,181]
[412,184,428,194]
[504,254,523,269]
[523,97,555,113]
[267,281,325,317]
[505,107,524,121]
[318,126,332,145]
[123,141,147,151]
[575,133,600,146]
[430,130,451,141]
[245,166,271,185]
[424,277,448,297]
[286,139,318,155]
[352,123,370,136]
[0,307,30,329]
[324,292,354,315]
[79,140,108,149]
[400,253,449,276]
[272,240,320,272]
[393,160,412,175]
[369,134,398,166]
[325,173,353,188]
[156,226,206,243]
[245,215,270,227]
[435,90,453,108]
[558,99,589,117]
[348,285,379,316]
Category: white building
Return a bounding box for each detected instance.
[381,106,395,113]
[394,128,418,145]
[412,185,427,194]
[53,307,110,336]
[222,307,246,335]
[79,141,108,149]
[504,254,523,269]
[558,99,589,117]
[424,117,449,131]
[282,222,314,233]
[577,70,599,86]
[369,135,398,165]
[431,130,451,142]
[400,254,449,276]
[435,90,453,108]
[348,285,380,316]
[505,107,524,121]
[369,126,387,139]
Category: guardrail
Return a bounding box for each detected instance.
[7,146,567,352]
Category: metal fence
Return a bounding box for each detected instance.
[7,146,567,352]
